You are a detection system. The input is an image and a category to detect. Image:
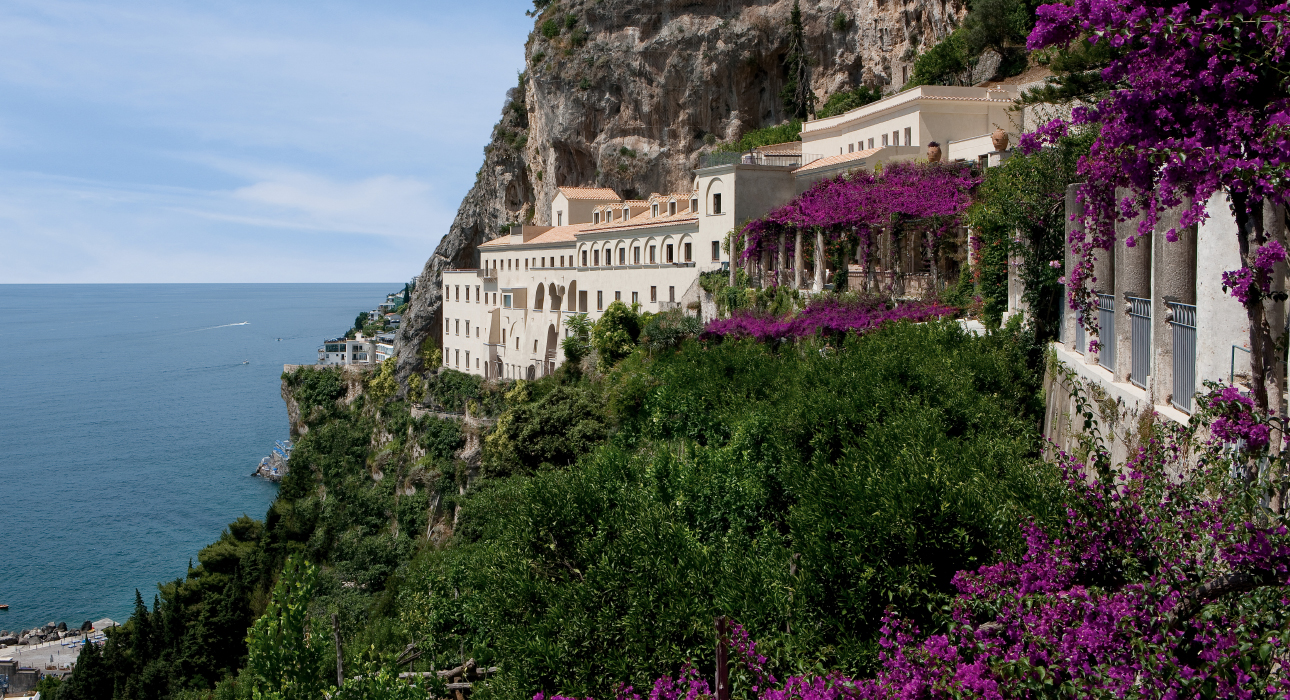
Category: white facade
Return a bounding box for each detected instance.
[800,84,1019,167]
[318,333,376,366]
[439,90,1026,379]
[443,189,720,379]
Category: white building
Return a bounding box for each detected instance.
[1044,186,1288,465]
[374,333,396,363]
[441,85,1020,379]
[318,333,375,366]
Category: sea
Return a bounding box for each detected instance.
[0,283,399,631]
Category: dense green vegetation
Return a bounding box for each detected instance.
[816,85,884,119]
[907,0,1041,87]
[965,129,1094,335]
[57,316,1059,700]
[712,121,803,154]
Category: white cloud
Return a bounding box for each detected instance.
[0,0,533,282]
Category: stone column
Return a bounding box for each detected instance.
[729,233,737,286]
[1062,186,1081,351]
[794,229,803,289]
[813,229,825,293]
[761,248,770,288]
[778,233,787,287]
[1265,201,1288,414]
[1083,212,1115,366]
[1114,200,1152,385]
[1151,202,1197,408]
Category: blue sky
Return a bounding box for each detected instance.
[0,0,535,283]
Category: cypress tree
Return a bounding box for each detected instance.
[780,1,815,119]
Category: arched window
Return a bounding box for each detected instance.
[534,283,545,310]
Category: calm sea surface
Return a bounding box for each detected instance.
[0,284,397,631]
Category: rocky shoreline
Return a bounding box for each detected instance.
[0,620,100,650]
[252,439,292,482]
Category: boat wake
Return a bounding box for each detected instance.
[186,321,250,332]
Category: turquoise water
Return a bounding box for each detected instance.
[0,284,397,630]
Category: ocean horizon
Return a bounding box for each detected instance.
[0,283,400,631]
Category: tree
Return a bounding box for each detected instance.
[779,1,814,119]
[959,0,1036,55]
[56,637,111,700]
[908,28,969,86]
[561,313,593,365]
[600,377,1290,699]
[244,556,329,700]
[353,312,367,334]
[591,301,641,365]
[1025,0,1290,414]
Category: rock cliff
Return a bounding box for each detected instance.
[395,0,965,385]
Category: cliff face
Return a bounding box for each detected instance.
[395,0,964,385]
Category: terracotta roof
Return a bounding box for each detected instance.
[479,224,587,248]
[794,147,883,173]
[526,225,585,244]
[557,186,622,200]
[753,141,802,154]
[581,207,698,234]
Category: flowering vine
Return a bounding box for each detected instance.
[735,162,979,289]
[1023,0,1290,410]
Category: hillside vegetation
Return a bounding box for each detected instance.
[56,319,1059,700]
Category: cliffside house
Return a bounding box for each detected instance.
[374,332,396,363]
[317,333,374,366]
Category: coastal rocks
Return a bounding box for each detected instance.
[393,0,967,389]
[253,440,292,482]
[3,622,86,647]
[0,634,17,647]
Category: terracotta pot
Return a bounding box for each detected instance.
[991,127,1010,151]
[926,142,942,163]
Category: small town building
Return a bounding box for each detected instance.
[317,334,375,366]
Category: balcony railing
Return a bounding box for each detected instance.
[699,151,823,169]
[1127,296,1151,389]
[478,268,497,280]
[1097,294,1116,370]
[1169,302,1197,413]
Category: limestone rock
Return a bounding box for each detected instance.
[394,0,965,387]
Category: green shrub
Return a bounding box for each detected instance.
[285,366,345,414]
[590,300,641,365]
[712,121,802,153]
[396,321,1055,698]
[907,28,968,87]
[531,50,546,65]
[638,308,703,353]
[817,85,884,118]
[540,19,559,39]
[561,313,593,365]
[832,11,847,31]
